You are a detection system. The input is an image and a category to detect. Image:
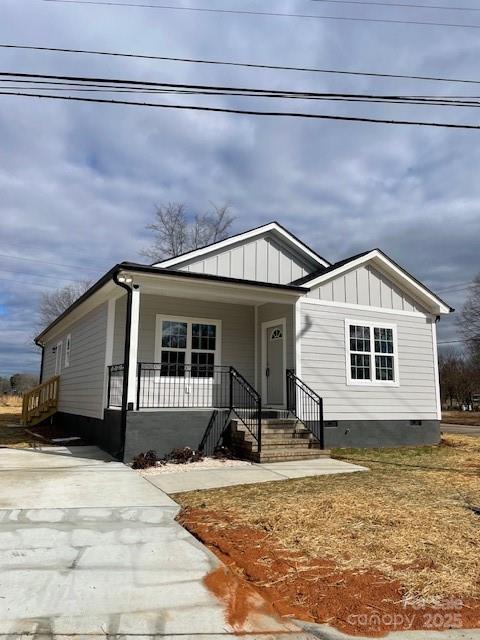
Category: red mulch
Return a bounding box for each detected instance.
[179,507,480,637]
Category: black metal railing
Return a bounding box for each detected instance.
[286,369,324,448]
[198,408,230,456]
[136,363,231,409]
[107,364,124,407]
[230,367,262,450]
[107,362,262,450]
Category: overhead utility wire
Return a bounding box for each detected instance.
[6,72,480,106]
[4,43,480,87]
[310,0,480,11]
[38,0,480,30]
[7,83,480,108]
[3,90,480,129]
[0,252,100,271]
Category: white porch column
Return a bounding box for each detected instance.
[127,285,140,408]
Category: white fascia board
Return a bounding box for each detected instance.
[153,222,330,269]
[300,250,452,315]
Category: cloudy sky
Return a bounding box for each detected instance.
[1,0,479,377]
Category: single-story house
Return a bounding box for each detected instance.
[27,222,453,462]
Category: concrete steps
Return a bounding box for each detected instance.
[230,417,328,463]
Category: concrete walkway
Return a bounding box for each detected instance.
[145,457,367,494]
[0,445,313,639]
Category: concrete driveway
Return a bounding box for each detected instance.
[0,445,312,639]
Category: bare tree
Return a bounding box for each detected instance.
[37,281,91,331]
[458,273,480,369]
[9,373,38,394]
[141,202,235,261]
[438,349,475,407]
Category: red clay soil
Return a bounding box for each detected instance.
[179,507,480,637]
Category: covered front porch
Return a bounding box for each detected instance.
[106,269,300,412]
[103,268,324,461]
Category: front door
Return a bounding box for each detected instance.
[264,322,285,406]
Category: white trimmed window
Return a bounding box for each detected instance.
[64,334,71,368]
[346,320,399,386]
[155,316,221,378]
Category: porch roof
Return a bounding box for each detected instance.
[36,261,307,344]
[119,261,308,293]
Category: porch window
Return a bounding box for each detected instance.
[156,316,220,378]
[346,321,398,385]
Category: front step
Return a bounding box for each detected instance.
[229,417,327,463]
[249,449,331,463]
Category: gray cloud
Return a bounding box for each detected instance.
[0,0,479,375]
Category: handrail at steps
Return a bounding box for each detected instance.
[21,375,60,426]
[286,369,324,449]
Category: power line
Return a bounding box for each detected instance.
[436,281,476,293]
[4,43,480,87]
[0,252,101,272]
[6,72,480,109]
[3,89,480,129]
[38,0,480,30]
[311,0,480,11]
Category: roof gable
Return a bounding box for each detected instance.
[298,249,452,315]
[153,222,330,275]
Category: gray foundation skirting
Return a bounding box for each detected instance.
[324,419,441,448]
[123,410,214,462]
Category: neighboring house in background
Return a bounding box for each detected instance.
[30,222,453,462]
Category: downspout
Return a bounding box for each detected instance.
[113,270,133,461]
[35,339,45,385]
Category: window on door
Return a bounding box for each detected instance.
[157,317,220,378]
[346,320,398,386]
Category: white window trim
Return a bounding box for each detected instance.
[55,341,63,375]
[345,319,400,387]
[154,315,222,377]
[64,334,71,368]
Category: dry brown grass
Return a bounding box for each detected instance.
[0,402,43,448]
[443,411,480,426]
[178,435,480,605]
[0,395,22,412]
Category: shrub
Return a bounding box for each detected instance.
[164,447,203,464]
[132,450,158,469]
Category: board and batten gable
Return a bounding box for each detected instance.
[173,233,317,285]
[306,264,428,314]
[300,262,439,421]
[42,301,110,419]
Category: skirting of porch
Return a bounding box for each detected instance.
[123,410,213,462]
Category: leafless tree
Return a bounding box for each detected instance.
[141,202,235,261]
[37,281,91,331]
[458,273,480,370]
[9,373,38,394]
[438,349,475,407]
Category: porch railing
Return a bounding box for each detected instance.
[286,369,324,449]
[107,363,262,449]
[137,363,231,409]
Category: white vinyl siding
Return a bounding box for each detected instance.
[300,301,438,420]
[307,264,427,313]
[42,302,109,419]
[176,234,316,285]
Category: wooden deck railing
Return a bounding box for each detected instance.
[21,376,60,426]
